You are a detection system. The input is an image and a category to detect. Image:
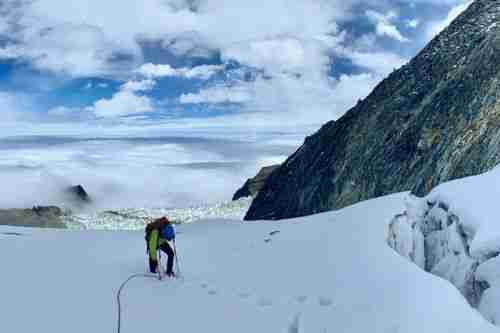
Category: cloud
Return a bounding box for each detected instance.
[426,1,473,40]
[0,0,470,127]
[180,85,252,104]
[222,37,327,74]
[137,63,223,80]
[137,63,178,78]
[0,46,20,60]
[47,106,79,117]
[90,92,154,119]
[365,10,409,42]
[340,49,408,76]
[162,31,216,59]
[82,63,222,118]
[406,19,420,29]
[87,80,155,118]
[2,23,139,77]
[180,69,382,125]
[47,106,96,121]
[0,91,36,122]
[0,132,299,209]
[1,0,338,76]
[121,79,156,92]
[180,64,223,80]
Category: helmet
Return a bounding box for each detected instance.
[158,216,169,224]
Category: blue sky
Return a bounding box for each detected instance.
[0,0,473,130]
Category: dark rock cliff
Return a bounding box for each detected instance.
[233,165,280,201]
[246,0,500,220]
[66,185,92,206]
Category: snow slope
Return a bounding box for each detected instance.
[0,193,496,333]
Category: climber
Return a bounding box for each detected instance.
[145,216,176,278]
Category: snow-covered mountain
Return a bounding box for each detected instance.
[3,167,500,332]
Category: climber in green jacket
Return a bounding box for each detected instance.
[145,217,176,277]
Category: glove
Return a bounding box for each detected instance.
[149,258,158,273]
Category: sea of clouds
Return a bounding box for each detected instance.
[0,125,303,211]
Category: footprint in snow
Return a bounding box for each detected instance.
[257,297,273,307]
[208,289,217,296]
[200,283,208,289]
[288,313,301,333]
[318,296,333,307]
[238,292,250,299]
[295,296,308,304]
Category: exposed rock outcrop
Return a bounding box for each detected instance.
[388,196,495,319]
[0,206,66,228]
[65,185,91,205]
[233,165,280,201]
[246,0,500,220]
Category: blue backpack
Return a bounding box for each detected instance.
[161,223,176,241]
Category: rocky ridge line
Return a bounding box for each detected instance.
[246,0,500,220]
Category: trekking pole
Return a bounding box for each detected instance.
[173,239,182,278]
[158,249,162,281]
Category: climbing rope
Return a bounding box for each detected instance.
[117,249,162,333]
[116,273,157,333]
[117,245,182,333]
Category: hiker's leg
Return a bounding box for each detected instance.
[149,257,158,273]
[160,242,174,275]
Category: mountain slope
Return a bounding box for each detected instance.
[246,0,500,220]
[1,193,496,332]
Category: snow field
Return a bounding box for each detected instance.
[1,192,496,332]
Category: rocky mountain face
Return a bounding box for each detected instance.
[233,165,280,201]
[0,206,66,228]
[246,0,500,220]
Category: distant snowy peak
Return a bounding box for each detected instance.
[246,0,500,220]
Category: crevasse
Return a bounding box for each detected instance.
[387,195,496,323]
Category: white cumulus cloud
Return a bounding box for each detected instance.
[87,80,155,118]
[366,10,409,43]
[137,63,223,80]
[180,85,252,104]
